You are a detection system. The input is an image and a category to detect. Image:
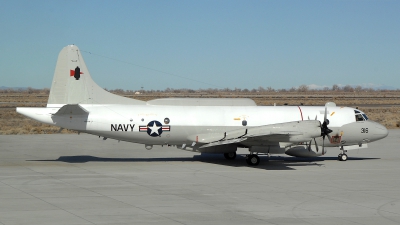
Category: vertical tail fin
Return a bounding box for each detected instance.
[47,45,145,107]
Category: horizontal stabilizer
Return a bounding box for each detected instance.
[53,104,89,116]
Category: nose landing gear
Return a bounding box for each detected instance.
[338,153,348,161]
[338,149,348,161]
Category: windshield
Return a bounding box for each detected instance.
[354,110,369,122]
[355,114,364,121]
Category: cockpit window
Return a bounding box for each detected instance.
[354,110,369,122]
[355,114,364,121]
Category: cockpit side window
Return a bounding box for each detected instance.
[354,110,368,122]
[355,114,364,121]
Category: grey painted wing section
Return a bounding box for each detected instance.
[199,138,248,148]
[197,120,322,147]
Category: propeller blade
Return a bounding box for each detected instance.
[320,105,333,154]
[307,139,312,152]
[314,138,319,152]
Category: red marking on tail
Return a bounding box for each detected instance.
[70,70,83,76]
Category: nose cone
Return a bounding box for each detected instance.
[373,122,389,140]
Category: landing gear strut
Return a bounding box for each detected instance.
[246,154,260,166]
[224,152,236,160]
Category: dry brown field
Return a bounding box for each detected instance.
[1,91,399,135]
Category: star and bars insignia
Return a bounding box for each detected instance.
[139,120,170,137]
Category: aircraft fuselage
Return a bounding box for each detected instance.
[17,105,387,148]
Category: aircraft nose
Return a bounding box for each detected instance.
[373,122,388,140]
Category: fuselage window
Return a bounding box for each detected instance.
[362,114,369,121]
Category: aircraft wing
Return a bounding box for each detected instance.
[199,138,248,148]
[196,120,322,149]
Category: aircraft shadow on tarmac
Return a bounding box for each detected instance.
[30,154,380,171]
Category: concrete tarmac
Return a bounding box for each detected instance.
[0,130,399,225]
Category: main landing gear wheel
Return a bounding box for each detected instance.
[338,154,348,161]
[246,154,260,166]
[224,152,236,160]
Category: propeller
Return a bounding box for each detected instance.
[320,106,333,153]
[307,106,332,153]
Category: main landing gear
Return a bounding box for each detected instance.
[224,152,236,160]
[246,154,260,166]
[222,152,263,166]
[338,149,348,161]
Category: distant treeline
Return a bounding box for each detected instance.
[0,87,50,94]
[1,85,399,94]
[107,84,399,94]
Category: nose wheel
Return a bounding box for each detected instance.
[338,154,348,161]
[246,154,260,166]
[338,149,348,161]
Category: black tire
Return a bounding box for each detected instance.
[224,152,237,160]
[245,155,251,165]
[246,155,260,166]
[340,154,348,161]
[338,154,342,161]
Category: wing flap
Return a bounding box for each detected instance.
[200,138,247,148]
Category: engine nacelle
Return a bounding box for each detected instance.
[197,144,237,153]
[285,144,326,157]
[249,145,285,154]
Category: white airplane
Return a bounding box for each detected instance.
[17,45,388,166]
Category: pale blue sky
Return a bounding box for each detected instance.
[1,0,399,90]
